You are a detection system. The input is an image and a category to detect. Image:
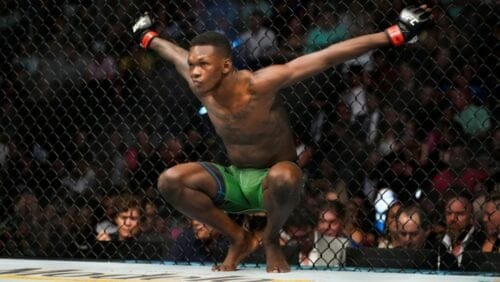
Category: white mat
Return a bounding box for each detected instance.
[0,259,497,282]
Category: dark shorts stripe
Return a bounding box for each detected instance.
[199,162,226,207]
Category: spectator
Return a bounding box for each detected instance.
[377,198,402,249]
[438,189,483,270]
[61,159,96,197]
[237,10,277,69]
[58,197,98,258]
[126,129,156,190]
[282,205,318,267]
[448,87,491,138]
[170,219,229,264]
[96,194,142,241]
[0,190,42,257]
[481,193,499,252]
[342,65,368,126]
[432,141,489,196]
[315,200,353,266]
[304,10,349,53]
[279,16,308,59]
[94,194,166,259]
[396,205,435,249]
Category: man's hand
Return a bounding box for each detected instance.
[132,12,158,49]
[385,5,433,47]
[96,231,111,241]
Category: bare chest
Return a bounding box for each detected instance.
[206,99,281,145]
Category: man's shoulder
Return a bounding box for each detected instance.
[235,69,254,86]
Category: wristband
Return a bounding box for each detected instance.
[385,25,405,47]
[140,30,159,49]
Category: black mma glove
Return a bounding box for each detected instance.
[385,6,433,47]
[132,12,158,49]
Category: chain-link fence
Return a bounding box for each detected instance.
[0,0,499,274]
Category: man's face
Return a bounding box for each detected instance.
[317,210,344,237]
[445,197,472,237]
[192,220,215,241]
[397,212,427,248]
[115,208,141,240]
[188,45,226,93]
[483,201,500,237]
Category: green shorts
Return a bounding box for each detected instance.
[199,162,268,214]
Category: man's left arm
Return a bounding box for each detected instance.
[252,5,432,92]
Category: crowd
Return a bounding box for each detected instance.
[0,0,498,272]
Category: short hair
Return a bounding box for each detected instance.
[111,194,142,218]
[397,204,430,230]
[190,31,231,58]
[485,192,500,206]
[444,185,473,205]
[320,200,346,222]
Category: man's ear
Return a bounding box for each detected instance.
[222,58,232,74]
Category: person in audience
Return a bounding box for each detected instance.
[282,205,318,267]
[378,200,402,248]
[315,200,353,266]
[283,200,355,267]
[396,204,435,249]
[481,193,500,252]
[237,10,277,69]
[96,194,142,241]
[438,189,483,270]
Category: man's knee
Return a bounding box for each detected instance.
[267,162,303,193]
[157,167,184,199]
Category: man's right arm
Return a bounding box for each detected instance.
[148,38,190,82]
[132,13,190,82]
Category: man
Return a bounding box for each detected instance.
[396,205,431,249]
[439,190,482,270]
[481,193,500,252]
[282,205,317,267]
[96,194,142,241]
[132,5,432,272]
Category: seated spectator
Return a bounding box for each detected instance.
[395,204,436,249]
[377,199,402,249]
[449,87,491,138]
[304,10,348,53]
[94,194,166,259]
[282,206,318,267]
[432,142,489,195]
[237,10,277,69]
[0,190,42,257]
[481,193,500,252]
[284,200,357,267]
[438,189,483,270]
[315,200,353,266]
[170,219,229,264]
[96,194,142,241]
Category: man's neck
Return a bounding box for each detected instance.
[212,71,244,107]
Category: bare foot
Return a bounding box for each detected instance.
[212,231,261,272]
[264,243,290,273]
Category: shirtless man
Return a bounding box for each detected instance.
[132,5,432,272]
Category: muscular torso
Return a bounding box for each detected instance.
[195,72,297,168]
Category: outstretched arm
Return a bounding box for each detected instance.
[252,5,432,93]
[253,32,388,91]
[132,13,190,82]
[148,38,190,82]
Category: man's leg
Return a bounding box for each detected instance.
[157,162,258,271]
[261,161,303,272]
